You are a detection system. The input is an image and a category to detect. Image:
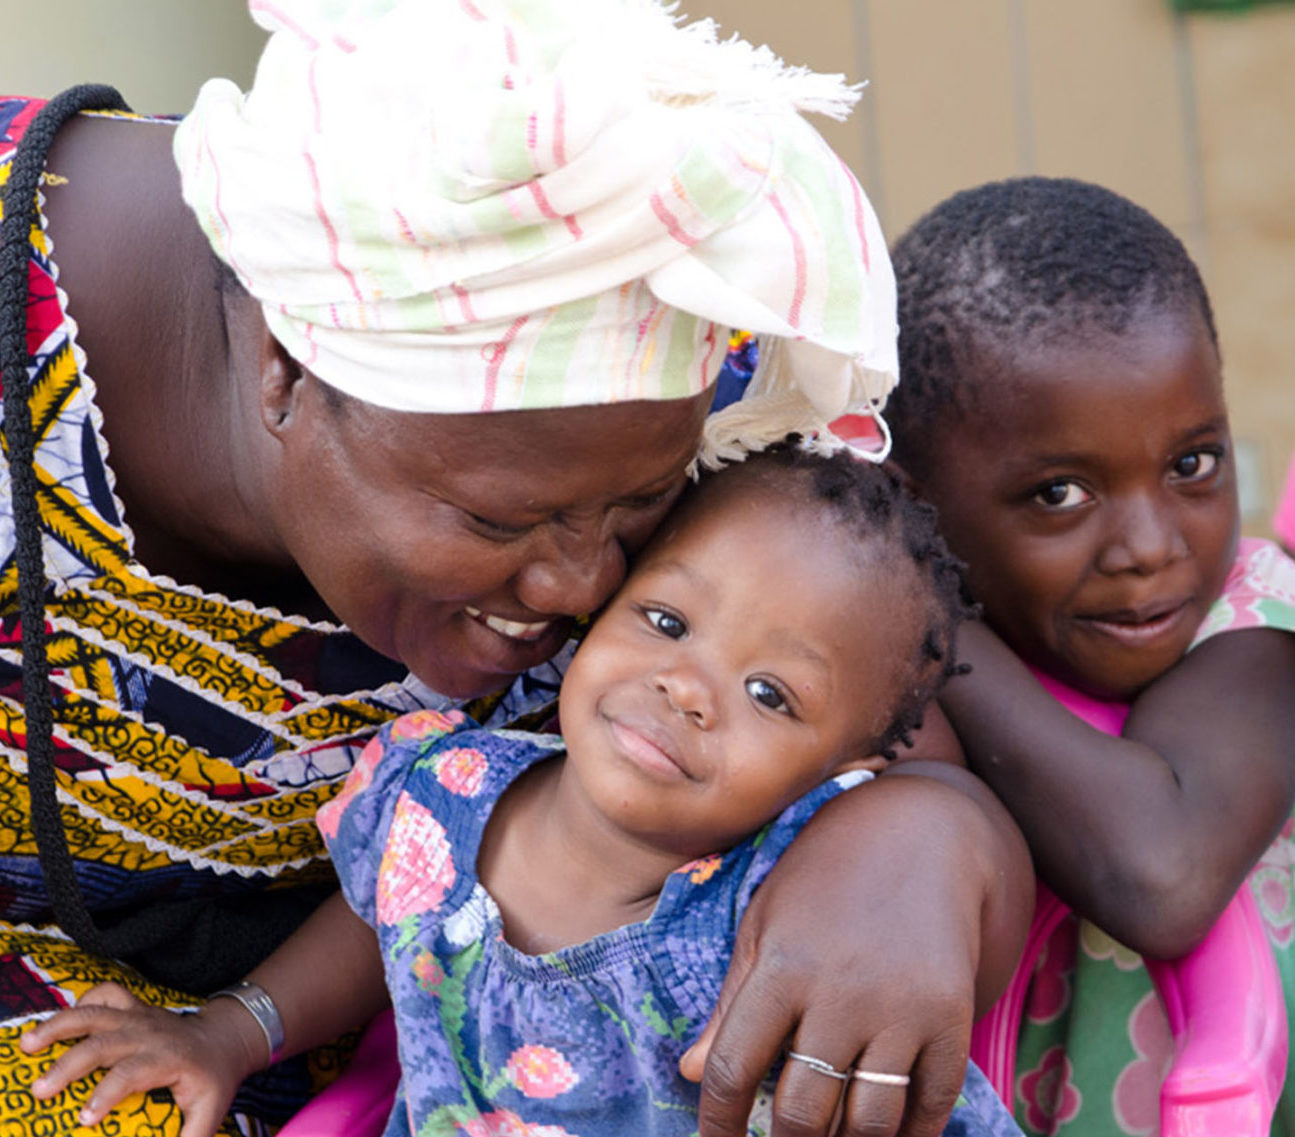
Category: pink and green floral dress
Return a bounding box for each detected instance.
[1013,537,1295,1136]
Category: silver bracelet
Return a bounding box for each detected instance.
[209,981,286,1065]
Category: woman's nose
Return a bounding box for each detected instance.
[514,520,627,616]
[1097,494,1189,575]
[653,666,717,729]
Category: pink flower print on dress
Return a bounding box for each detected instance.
[1018,1045,1082,1134]
[1112,991,1174,1136]
[1248,815,1295,950]
[412,949,445,994]
[436,746,489,796]
[377,792,456,925]
[676,854,721,885]
[457,1107,579,1136]
[316,735,385,841]
[390,709,465,743]
[504,1045,580,1098]
[1025,914,1077,1025]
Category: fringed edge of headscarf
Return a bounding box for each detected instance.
[631,1,863,121]
[689,332,895,476]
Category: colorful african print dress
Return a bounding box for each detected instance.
[1012,538,1295,1137]
[0,97,566,1137]
[319,710,1024,1137]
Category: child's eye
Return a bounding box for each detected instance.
[745,677,790,714]
[645,608,688,639]
[1032,480,1091,509]
[1171,450,1219,481]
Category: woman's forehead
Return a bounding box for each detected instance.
[364,390,714,504]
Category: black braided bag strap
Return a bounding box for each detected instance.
[0,85,216,961]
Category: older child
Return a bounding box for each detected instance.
[886,176,1295,1136]
[21,445,1029,1137]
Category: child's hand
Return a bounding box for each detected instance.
[20,981,265,1137]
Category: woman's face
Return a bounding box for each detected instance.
[269,378,714,698]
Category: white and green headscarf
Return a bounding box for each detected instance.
[175,0,898,461]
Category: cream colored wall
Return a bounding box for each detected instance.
[0,1,264,113]
[698,0,1295,536]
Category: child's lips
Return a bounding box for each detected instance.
[606,715,694,781]
[1079,598,1191,646]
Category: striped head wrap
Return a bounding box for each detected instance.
[174,0,898,462]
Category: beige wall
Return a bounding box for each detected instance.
[0,1,264,113]
[699,0,1295,537]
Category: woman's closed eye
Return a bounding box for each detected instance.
[1032,479,1092,510]
[745,677,792,715]
[644,606,688,640]
[465,510,536,540]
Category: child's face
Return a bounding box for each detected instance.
[912,307,1238,700]
[556,479,916,859]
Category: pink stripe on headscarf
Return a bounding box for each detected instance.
[650,191,698,248]
[552,81,568,168]
[527,182,582,239]
[839,156,870,272]
[303,150,365,310]
[481,315,529,411]
[767,191,807,327]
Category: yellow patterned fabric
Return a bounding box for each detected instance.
[0,96,564,1135]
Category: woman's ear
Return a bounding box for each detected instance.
[259,328,306,439]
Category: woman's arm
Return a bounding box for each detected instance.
[680,764,1033,1137]
[22,893,388,1136]
[943,620,1295,957]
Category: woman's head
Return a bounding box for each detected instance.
[557,444,971,856]
[887,178,1238,699]
[178,0,902,694]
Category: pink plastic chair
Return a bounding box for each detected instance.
[970,673,1288,1136]
[1273,452,1295,554]
[277,1009,399,1137]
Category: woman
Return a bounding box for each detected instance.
[0,3,1031,1135]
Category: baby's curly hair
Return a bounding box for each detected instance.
[696,441,974,758]
[886,176,1217,479]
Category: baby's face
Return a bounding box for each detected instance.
[914,306,1238,700]
[557,479,916,859]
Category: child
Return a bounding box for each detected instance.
[21,445,1027,1137]
[885,176,1295,1136]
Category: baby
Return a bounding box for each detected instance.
[24,444,1027,1136]
[886,176,1295,1136]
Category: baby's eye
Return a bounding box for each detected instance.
[1171,450,1219,481]
[745,677,790,713]
[645,608,688,639]
[1032,480,1091,509]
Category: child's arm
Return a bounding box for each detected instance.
[942,620,1295,957]
[21,892,388,1136]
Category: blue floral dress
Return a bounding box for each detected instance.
[319,709,1024,1137]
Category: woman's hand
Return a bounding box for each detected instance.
[20,981,265,1137]
[679,765,1032,1137]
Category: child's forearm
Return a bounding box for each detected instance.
[942,621,1295,957]
[227,891,390,1065]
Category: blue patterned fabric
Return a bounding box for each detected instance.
[320,712,1024,1136]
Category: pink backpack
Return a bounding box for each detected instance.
[969,672,1288,1135]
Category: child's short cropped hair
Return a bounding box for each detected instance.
[886,176,1217,478]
